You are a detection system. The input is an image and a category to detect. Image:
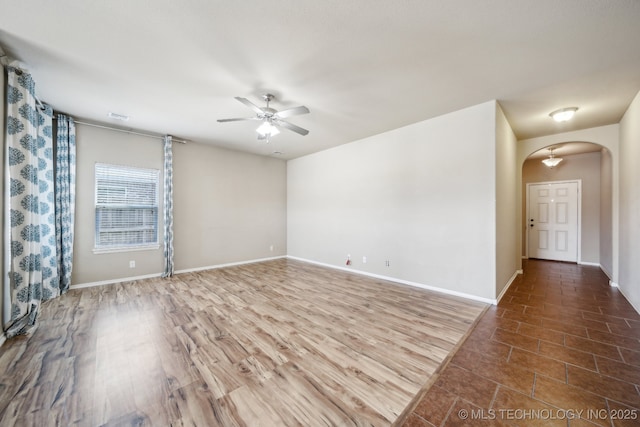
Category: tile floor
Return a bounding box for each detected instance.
[398,259,640,427]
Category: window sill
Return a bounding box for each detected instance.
[93,245,160,255]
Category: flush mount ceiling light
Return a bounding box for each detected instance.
[542,147,563,168]
[549,107,578,122]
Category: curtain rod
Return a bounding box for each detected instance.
[71,120,188,144]
[2,54,188,144]
[1,57,46,111]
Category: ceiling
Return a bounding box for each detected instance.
[1,1,639,160]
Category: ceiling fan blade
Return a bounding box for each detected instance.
[275,105,310,119]
[276,120,309,136]
[217,117,259,122]
[235,97,265,115]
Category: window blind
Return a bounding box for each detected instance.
[95,163,159,250]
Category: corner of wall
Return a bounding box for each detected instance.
[494,101,519,300]
[288,100,500,301]
[618,88,640,314]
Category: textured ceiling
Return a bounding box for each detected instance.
[1,0,639,159]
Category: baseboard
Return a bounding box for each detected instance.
[611,283,640,315]
[71,272,163,289]
[174,255,286,275]
[578,261,600,267]
[71,255,287,289]
[578,262,616,287]
[600,264,613,282]
[0,332,6,348]
[496,269,523,304]
[287,256,495,305]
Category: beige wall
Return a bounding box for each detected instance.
[172,141,287,271]
[73,126,165,284]
[72,125,287,285]
[600,148,613,279]
[288,101,499,301]
[495,103,519,298]
[522,151,602,264]
[619,89,640,312]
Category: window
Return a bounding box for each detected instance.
[94,163,160,252]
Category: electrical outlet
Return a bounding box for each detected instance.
[362,256,367,264]
[129,260,135,268]
[385,260,390,267]
[269,245,274,252]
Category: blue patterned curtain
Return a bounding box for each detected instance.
[5,63,47,337]
[55,115,76,293]
[161,135,174,277]
[3,62,76,337]
[37,105,60,299]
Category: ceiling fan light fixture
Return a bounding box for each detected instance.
[549,107,578,122]
[256,121,280,137]
[218,94,309,139]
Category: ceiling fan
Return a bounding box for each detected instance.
[217,94,310,141]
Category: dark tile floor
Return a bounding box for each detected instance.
[398,259,640,427]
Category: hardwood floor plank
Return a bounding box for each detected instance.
[0,259,485,426]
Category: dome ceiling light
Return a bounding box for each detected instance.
[549,107,578,123]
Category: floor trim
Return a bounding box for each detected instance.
[71,256,287,289]
[0,332,6,348]
[496,269,523,304]
[70,272,163,290]
[612,282,640,315]
[578,261,601,267]
[174,255,286,275]
[288,256,495,305]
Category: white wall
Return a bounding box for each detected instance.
[522,151,602,264]
[72,125,287,285]
[495,103,519,298]
[288,101,497,301]
[619,89,640,312]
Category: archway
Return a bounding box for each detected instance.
[518,140,614,281]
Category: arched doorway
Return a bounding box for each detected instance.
[520,142,614,278]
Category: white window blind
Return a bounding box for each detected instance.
[95,163,159,251]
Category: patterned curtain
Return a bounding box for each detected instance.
[55,115,76,293]
[161,135,174,277]
[5,64,47,337]
[3,62,77,337]
[37,105,60,299]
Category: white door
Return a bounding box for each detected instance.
[527,181,579,262]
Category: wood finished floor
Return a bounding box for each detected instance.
[0,258,486,426]
[399,259,640,427]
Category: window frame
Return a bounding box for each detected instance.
[93,163,161,254]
